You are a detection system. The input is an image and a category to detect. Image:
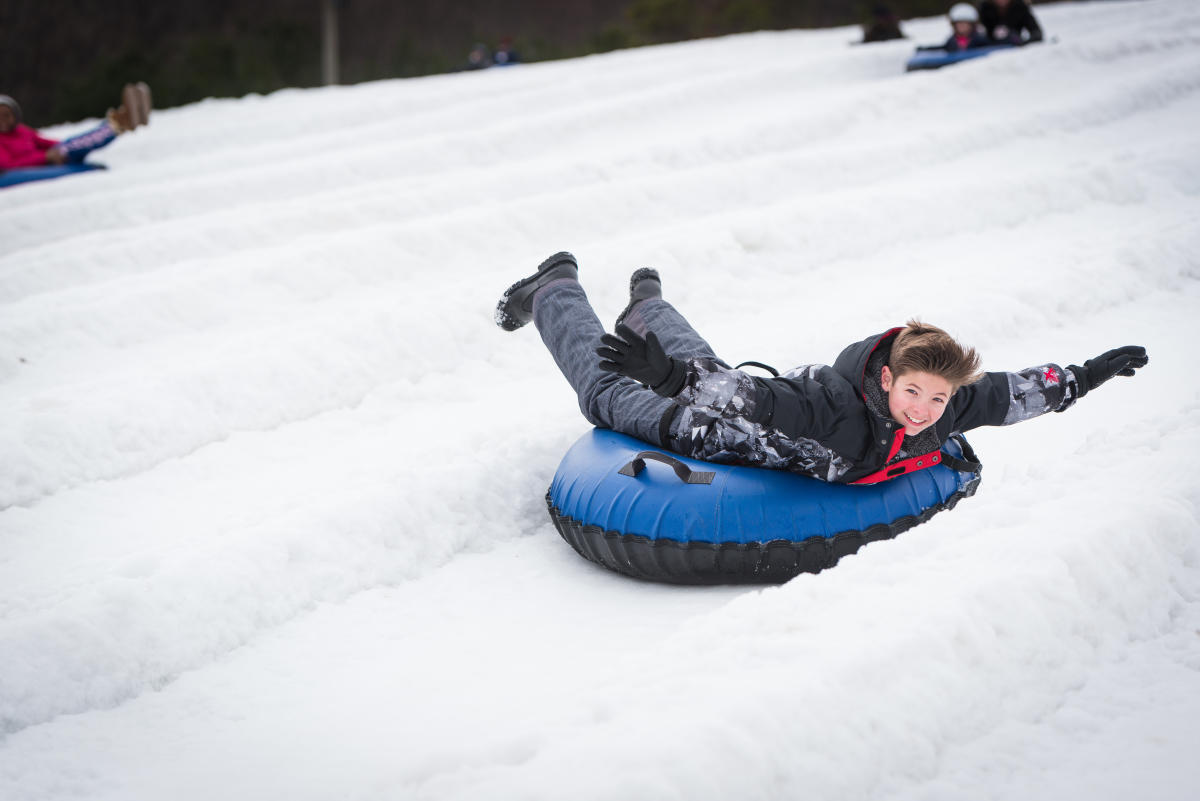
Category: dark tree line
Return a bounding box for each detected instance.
[4,1,1032,126]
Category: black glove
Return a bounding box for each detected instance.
[596,323,688,398]
[1068,346,1149,398]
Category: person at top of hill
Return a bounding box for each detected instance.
[494,252,1148,485]
[941,3,992,52]
[465,43,491,70]
[0,83,151,172]
[862,5,905,43]
[981,0,1043,45]
[493,37,520,66]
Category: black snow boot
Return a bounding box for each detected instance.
[615,267,662,327]
[495,251,579,331]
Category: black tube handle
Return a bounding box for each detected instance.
[619,451,715,485]
[941,433,983,475]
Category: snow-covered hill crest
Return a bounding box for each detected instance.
[2,2,1199,799]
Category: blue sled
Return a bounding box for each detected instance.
[905,43,1017,72]
[0,162,106,189]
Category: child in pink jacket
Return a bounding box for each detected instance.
[0,83,151,171]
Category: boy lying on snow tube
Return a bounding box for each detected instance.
[494,254,1148,580]
[496,252,1146,489]
[0,84,151,186]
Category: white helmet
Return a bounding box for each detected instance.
[948,3,979,23]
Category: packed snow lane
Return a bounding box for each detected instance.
[2,1,1200,799]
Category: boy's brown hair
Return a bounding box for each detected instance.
[889,319,984,391]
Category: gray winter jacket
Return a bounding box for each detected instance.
[663,328,1078,484]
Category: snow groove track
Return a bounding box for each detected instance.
[2,2,1200,799]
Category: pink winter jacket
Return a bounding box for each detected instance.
[0,124,60,170]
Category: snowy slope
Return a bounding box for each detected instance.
[2,1,1199,799]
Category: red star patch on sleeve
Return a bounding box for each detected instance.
[1043,366,1059,384]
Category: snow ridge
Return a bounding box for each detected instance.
[2,2,1199,799]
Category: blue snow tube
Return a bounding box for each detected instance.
[547,429,982,584]
[0,162,106,188]
[905,44,1017,72]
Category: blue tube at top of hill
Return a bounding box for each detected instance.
[905,43,1017,72]
[546,429,982,584]
[0,162,106,188]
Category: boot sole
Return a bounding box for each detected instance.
[121,85,142,129]
[136,82,153,125]
[615,267,662,327]
[494,251,577,331]
[122,83,151,129]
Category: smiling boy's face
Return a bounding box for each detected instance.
[0,105,16,134]
[881,367,954,436]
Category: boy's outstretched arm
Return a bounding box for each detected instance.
[959,345,1150,430]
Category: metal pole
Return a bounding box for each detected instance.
[322,0,339,85]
